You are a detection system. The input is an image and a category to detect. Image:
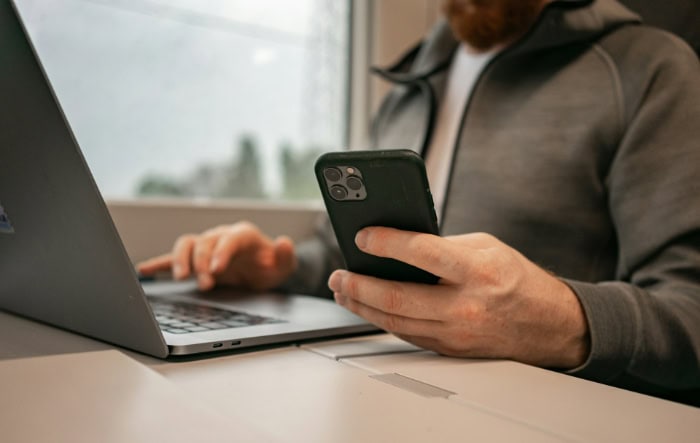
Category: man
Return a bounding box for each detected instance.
[139,0,700,399]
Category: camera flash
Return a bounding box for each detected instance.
[346,167,355,174]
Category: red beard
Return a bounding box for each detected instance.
[443,0,545,51]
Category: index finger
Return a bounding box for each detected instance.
[136,254,173,275]
[329,269,453,321]
[355,227,477,283]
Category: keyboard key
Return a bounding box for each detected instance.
[220,320,250,328]
[169,322,196,328]
[199,322,229,330]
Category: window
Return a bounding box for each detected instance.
[16,0,350,201]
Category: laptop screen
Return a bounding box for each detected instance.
[0,0,169,357]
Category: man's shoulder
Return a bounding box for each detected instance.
[596,24,698,71]
[588,24,699,113]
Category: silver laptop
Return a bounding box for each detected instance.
[0,0,377,358]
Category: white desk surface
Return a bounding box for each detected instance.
[0,350,274,443]
[1,310,698,442]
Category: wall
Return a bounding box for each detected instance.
[108,200,323,263]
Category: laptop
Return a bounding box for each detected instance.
[0,0,377,358]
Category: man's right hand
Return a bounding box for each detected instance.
[136,222,297,292]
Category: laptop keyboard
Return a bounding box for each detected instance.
[150,299,283,334]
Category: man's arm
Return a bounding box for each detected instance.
[563,30,700,393]
[278,214,345,298]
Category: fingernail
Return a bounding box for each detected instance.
[209,258,220,273]
[355,229,368,249]
[328,271,345,292]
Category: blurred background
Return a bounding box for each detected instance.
[17,0,350,201]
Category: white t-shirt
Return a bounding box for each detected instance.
[425,45,496,223]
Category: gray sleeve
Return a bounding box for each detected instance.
[278,213,344,299]
[566,35,700,393]
[565,235,700,392]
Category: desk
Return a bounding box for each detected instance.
[1,310,698,442]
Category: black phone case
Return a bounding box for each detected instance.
[315,149,439,284]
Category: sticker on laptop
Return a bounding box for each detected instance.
[0,202,15,234]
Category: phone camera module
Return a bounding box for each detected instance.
[330,185,348,200]
[321,164,366,201]
[346,176,363,191]
[324,167,342,182]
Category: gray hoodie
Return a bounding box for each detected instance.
[288,0,700,399]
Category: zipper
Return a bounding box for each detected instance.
[439,1,569,231]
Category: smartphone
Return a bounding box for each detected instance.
[315,149,439,284]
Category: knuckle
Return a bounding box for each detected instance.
[472,261,496,286]
[235,220,253,228]
[408,233,431,252]
[498,263,521,295]
[193,246,209,259]
[192,243,213,269]
[471,232,497,243]
[174,234,196,248]
[476,250,519,295]
[469,251,503,288]
[412,233,451,267]
[383,283,404,313]
[420,245,445,268]
[364,229,387,255]
[414,232,437,249]
[202,226,221,237]
[453,300,484,323]
[466,232,500,249]
[234,220,258,235]
[214,243,236,263]
[215,231,237,249]
[342,273,360,298]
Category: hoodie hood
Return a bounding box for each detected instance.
[381,0,641,80]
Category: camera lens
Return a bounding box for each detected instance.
[346,176,363,191]
[324,167,342,182]
[330,185,348,200]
